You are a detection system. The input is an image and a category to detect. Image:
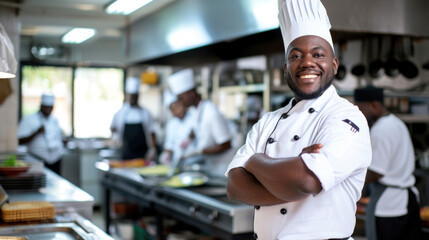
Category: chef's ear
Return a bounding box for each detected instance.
[283,62,288,77]
[332,57,339,75]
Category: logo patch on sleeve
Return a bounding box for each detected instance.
[342,119,359,133]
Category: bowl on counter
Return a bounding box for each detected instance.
[0,160,30,177]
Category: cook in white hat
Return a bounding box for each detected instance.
[159,89,197,166]
[41,94,55,107]
[226,1,372,239]
[110,76,158,161]
[167,69,232,168]
[18,93,65,175]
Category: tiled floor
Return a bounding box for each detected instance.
[92,208,134,240]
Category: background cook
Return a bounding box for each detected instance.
[168,69,232,172]
[18,93,65,175]
[354,86,423,240]
[110,77,157,161]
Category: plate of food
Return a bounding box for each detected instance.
[0,155,30,177]
[161,172,209,188]
[136,165,173,177]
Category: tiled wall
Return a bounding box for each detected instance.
[0,8,20,152]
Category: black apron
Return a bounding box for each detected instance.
[365,182,387,240]
[365,182,418,240]
[121,122,148,160]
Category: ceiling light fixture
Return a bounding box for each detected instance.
[106,0,153,15]
[62,28,96,44]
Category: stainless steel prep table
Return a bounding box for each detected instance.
[7,168,95,220]
[1,156,114,239]
[96,162,254,240]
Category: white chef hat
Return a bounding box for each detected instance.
[125,77,140,94]
[167,69,195,95]
[278,0,334,52]
[163,89,177,108]
[41,94,55,106]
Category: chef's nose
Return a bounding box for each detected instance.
[300,54,317,68]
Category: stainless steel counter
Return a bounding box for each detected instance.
[7,168,94,220]
[96,161,254,240]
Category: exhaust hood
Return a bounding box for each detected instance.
[126,0,429,66]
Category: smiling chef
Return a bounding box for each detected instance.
[225,0,372,239]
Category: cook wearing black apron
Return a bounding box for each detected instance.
[121,109,148,160]
[366,182,422,240]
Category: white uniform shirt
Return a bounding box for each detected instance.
[18,112,64,164]
[369,113,416,217]
[191,100,231,151]
[164,110,197,161]
[110,103,155,148]
[226,86,372,240]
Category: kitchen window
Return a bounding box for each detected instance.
[21,65,124,139]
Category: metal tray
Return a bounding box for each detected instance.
[0,223,93,240]
[0,184,8,206]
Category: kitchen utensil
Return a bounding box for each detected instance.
[351,39,366,77]
[398,37,419,79]
[369,36,384,78]
[384,36,400,77]
[167,151,183,178]
[335,41,347,81]
[422,60,429,70]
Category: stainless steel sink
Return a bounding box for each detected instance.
[0,222,96,240]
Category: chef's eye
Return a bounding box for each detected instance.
[288,54,301,61]
[313,52,325,58]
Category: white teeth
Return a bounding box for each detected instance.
[300,74,318,79]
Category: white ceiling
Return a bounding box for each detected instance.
[0,0,174,43]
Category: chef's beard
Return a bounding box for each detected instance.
[286,73,334,100]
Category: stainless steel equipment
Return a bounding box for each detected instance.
[98,163,254,239]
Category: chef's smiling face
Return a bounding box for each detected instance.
[285,35,338,101]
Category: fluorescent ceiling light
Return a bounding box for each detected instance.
[106,0,153,15]
[62,28,96,44]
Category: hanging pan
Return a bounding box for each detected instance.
[384,36,400,78]
[351,39,366,77]
[369,36,384,78]
[335,41,347,81]
[398,37,419,79]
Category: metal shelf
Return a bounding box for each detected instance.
[218,83,265,93]
[397,114,429,123]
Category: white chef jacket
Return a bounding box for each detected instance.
[369,113,417,217]
[191,100,231,151]
[110,103,155,148]
[18,112,65,164]
[164,109,197,161]
[226,86,372,240]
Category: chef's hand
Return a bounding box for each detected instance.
[299,143,323,156]
[180,138,192,149]
[159,151,171,165]
[145,147,157,162]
